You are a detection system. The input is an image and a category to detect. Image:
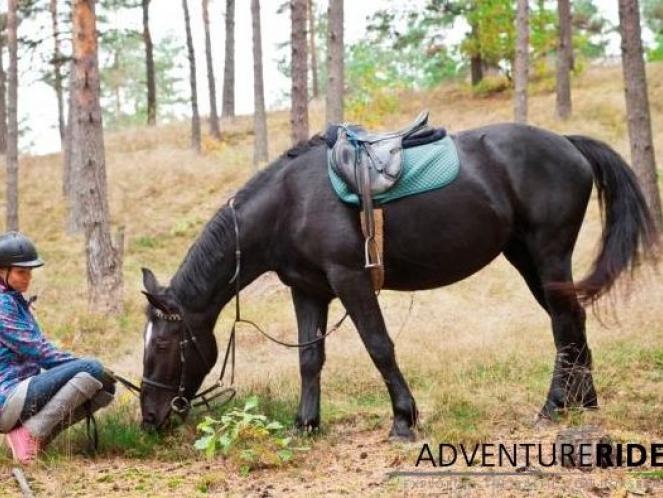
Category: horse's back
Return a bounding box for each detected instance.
[453,123,594,227]
[278,125,594,292]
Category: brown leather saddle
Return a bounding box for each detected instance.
[329,111,431,289]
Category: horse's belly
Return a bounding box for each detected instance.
[380,187,510,291]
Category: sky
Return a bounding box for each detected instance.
[1,0,646,155]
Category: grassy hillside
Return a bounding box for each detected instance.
[0,63,662,496]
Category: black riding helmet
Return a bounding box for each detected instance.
[0,231,44,268]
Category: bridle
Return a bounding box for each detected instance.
[140,306,237,415]
[115,198,349,420]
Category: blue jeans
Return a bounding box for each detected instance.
[20,358,114,420]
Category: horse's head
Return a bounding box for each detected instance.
[139,267,215,431]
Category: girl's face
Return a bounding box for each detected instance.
[1,267,33,293]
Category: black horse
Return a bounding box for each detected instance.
[139,123,657,440]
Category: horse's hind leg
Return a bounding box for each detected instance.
[505,237,598,418]
[292,288,330,431]
[327,267,418,440]
[537,254,598,417]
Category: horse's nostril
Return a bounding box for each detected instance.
[141,412,157,431]
[141,420,157,432]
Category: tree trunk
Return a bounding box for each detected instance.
[308,0,319,99]
[470,21,483,86]
[514,0,529,123]
[203,0,221,140]
[50,0,66,147]
[325,0,343,124]
[70,0,123,315]
[251,0,268,168]
[63,59,77,213]
[291,0,309,143]
[556,0,572,119]
[0,38,7,155]
[470,55,483,86]
[6,0,19,231]
[112,51,121,122]
[143,0,156,126]
[182,0,201,152]
[619,0,663,229]
[222,0,235,118]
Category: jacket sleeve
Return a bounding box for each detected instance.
[0,295,75,369]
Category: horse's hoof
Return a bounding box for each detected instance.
[533,413,555,429]
[295,416,320,434]
[388,424,416,442]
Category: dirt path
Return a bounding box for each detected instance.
[3,421,663,497]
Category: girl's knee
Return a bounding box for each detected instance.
[78,357,104,380]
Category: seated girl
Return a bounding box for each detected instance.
[0,232,115,464]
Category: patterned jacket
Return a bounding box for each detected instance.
[0,281,75,416]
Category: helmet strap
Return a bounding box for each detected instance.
[2,268,15,291]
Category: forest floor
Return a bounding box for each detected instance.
[1,63,663,497]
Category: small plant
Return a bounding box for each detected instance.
[194,396,305,472]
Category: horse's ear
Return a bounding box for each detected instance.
[141,291,174,313]
[142,267,160,293]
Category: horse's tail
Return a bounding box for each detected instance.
[564,134,658,306]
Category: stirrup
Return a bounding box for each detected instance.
[364,237,382,269]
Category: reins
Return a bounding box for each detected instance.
[111,197,349,417]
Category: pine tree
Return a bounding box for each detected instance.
[308,0,319,99]
[325,0,343,124]
[556,0,572,119]
[514,0,529,123]
[290,0,309,143]
[203,0,221,139]
[50,0,66,146]
[142,0,156,125]
[0,18,7,155]
[182,0,201,152]
[618,0,663,228]
[251,0,268,167]
[70,0,124,314]
[222,0,235,118]
[6,0,19,231]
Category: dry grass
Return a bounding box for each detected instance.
[0,62,662,496]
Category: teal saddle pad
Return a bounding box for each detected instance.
[327,135,460,206]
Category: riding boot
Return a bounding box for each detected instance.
[23,372,103,441]
[45,388,115,444]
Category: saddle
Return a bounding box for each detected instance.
[329,110,430,196]
[328,110,432,290]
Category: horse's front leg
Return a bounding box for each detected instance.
[328,267,418,440]
[292,287,330,432]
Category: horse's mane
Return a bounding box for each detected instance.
[233,134,326,204]
[170,134,327,308]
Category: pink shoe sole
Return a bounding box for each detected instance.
[5,431,39,464]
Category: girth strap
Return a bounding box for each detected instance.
[360,209,384,291]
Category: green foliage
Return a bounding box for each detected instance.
[364,7,459,88]
[643,0,663,35]
[530,0,558,69]
[358,0,609,94]
[649,34,663,61]
[194,396,307,472]
[100,33,186,129]
[470,75,511,97]
[460,0,516,69]
[572,0,609,59]
[45,400,166,460]
[343,41,402,125]
[644,0,663,61]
